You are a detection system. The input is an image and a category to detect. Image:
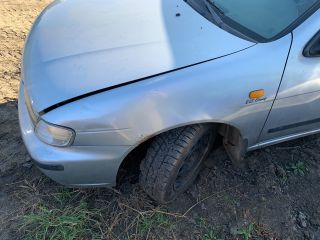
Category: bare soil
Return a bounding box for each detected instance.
[1,1,320,239]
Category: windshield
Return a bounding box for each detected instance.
[186,0,319,41]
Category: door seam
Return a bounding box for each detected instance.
[255,32,294,144]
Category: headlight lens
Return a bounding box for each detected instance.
[35,120,75,147]
[24,88,39,125]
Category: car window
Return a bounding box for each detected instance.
[212,0,318,39]
[186,0,319,41]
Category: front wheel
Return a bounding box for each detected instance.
[139,124,215,203]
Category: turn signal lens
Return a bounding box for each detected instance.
[35,120,75,147]
[249,89,265,99]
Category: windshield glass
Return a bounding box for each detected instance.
[187,0,319,41]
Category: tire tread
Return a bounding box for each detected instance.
[140,124,213,203]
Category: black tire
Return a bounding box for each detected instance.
[139,124,215,203]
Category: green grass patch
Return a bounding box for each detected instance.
[197,218,221,240]
[137,211,174,234]
[287,161,308,176]
[19,189,102,240]
[238,223,255,240]
[203,228,221,240]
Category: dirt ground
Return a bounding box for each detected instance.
[1,1,320,239]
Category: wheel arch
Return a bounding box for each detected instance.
[116,121,247,185]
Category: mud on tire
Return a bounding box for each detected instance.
[139,124,216,203]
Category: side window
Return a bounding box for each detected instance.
[304,31,320,57]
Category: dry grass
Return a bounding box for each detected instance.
[13,180,186,240]
[2,1,320,240]
[0,1,218,239]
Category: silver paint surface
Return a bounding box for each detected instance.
[23,0,254,112]
[19,1,320,186]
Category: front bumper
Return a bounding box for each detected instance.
[18,84,131,187]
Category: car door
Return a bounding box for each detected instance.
[258,9,320,146]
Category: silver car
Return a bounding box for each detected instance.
[19,0,320,203]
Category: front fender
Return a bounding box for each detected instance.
[43,34,291,149]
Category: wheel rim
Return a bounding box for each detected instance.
[173,131,212,192]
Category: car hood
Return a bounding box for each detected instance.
[23,0,254,113]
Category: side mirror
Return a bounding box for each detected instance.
[304,31,320,57]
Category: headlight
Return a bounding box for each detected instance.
[24,88,39,125]
[35,120,75,147]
